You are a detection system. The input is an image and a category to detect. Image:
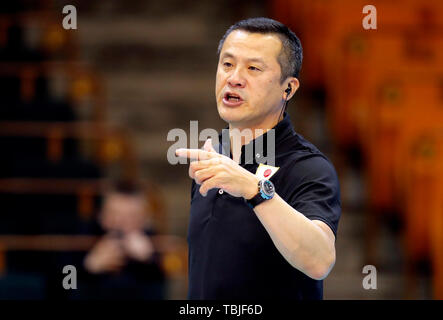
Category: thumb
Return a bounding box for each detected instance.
[203,138,217,153]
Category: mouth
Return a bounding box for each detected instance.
[222,91,244,107]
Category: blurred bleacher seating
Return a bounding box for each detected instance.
[271,0,443,299]
[0,0,187,299]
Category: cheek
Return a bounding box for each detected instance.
[254,81,281,107]
[215,81,221,97]
[215,71,224,93]
[252,81,271,100]
[103,213,120,230]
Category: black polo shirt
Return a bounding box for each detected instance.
[187,113,341,300]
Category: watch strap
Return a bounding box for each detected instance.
[246,180,273,209]
[246,192,268,209]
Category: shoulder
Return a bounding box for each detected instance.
[291,154,339,182]
[278,132,339,184]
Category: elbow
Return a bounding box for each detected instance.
[304,251,336,281]
[309,264,333,281]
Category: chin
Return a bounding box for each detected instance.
[217,106,244,124]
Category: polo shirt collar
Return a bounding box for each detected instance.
[218,112,294,165]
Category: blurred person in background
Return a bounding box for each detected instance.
[79,180,165,299]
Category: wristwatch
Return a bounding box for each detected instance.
[246,179,275,209]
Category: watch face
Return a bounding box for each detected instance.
[262,180,274,197]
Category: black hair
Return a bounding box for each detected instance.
[109,179,143,196]
[217,17,303,82]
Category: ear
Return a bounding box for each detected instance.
[284,77,300,101]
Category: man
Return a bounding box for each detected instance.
[176,17,341,299]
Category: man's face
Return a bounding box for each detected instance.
[100,193,147,233]
[215,30,287,130]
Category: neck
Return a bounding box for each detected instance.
[228,112,283,163]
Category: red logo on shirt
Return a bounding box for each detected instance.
[264,169,272,178]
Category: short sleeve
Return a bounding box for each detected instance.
[285,155,341,238]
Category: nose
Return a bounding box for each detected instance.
[227,66,246,88]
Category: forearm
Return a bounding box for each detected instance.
[253,193,335,280]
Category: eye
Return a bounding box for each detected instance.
[249,66,261,71]
[223,62,233,67]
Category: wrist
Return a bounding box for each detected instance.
[245,179,276,209]
[244,175,260,200]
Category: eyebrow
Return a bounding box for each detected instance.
[221,52,267,66]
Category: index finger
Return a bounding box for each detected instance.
[175,148,219,161]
